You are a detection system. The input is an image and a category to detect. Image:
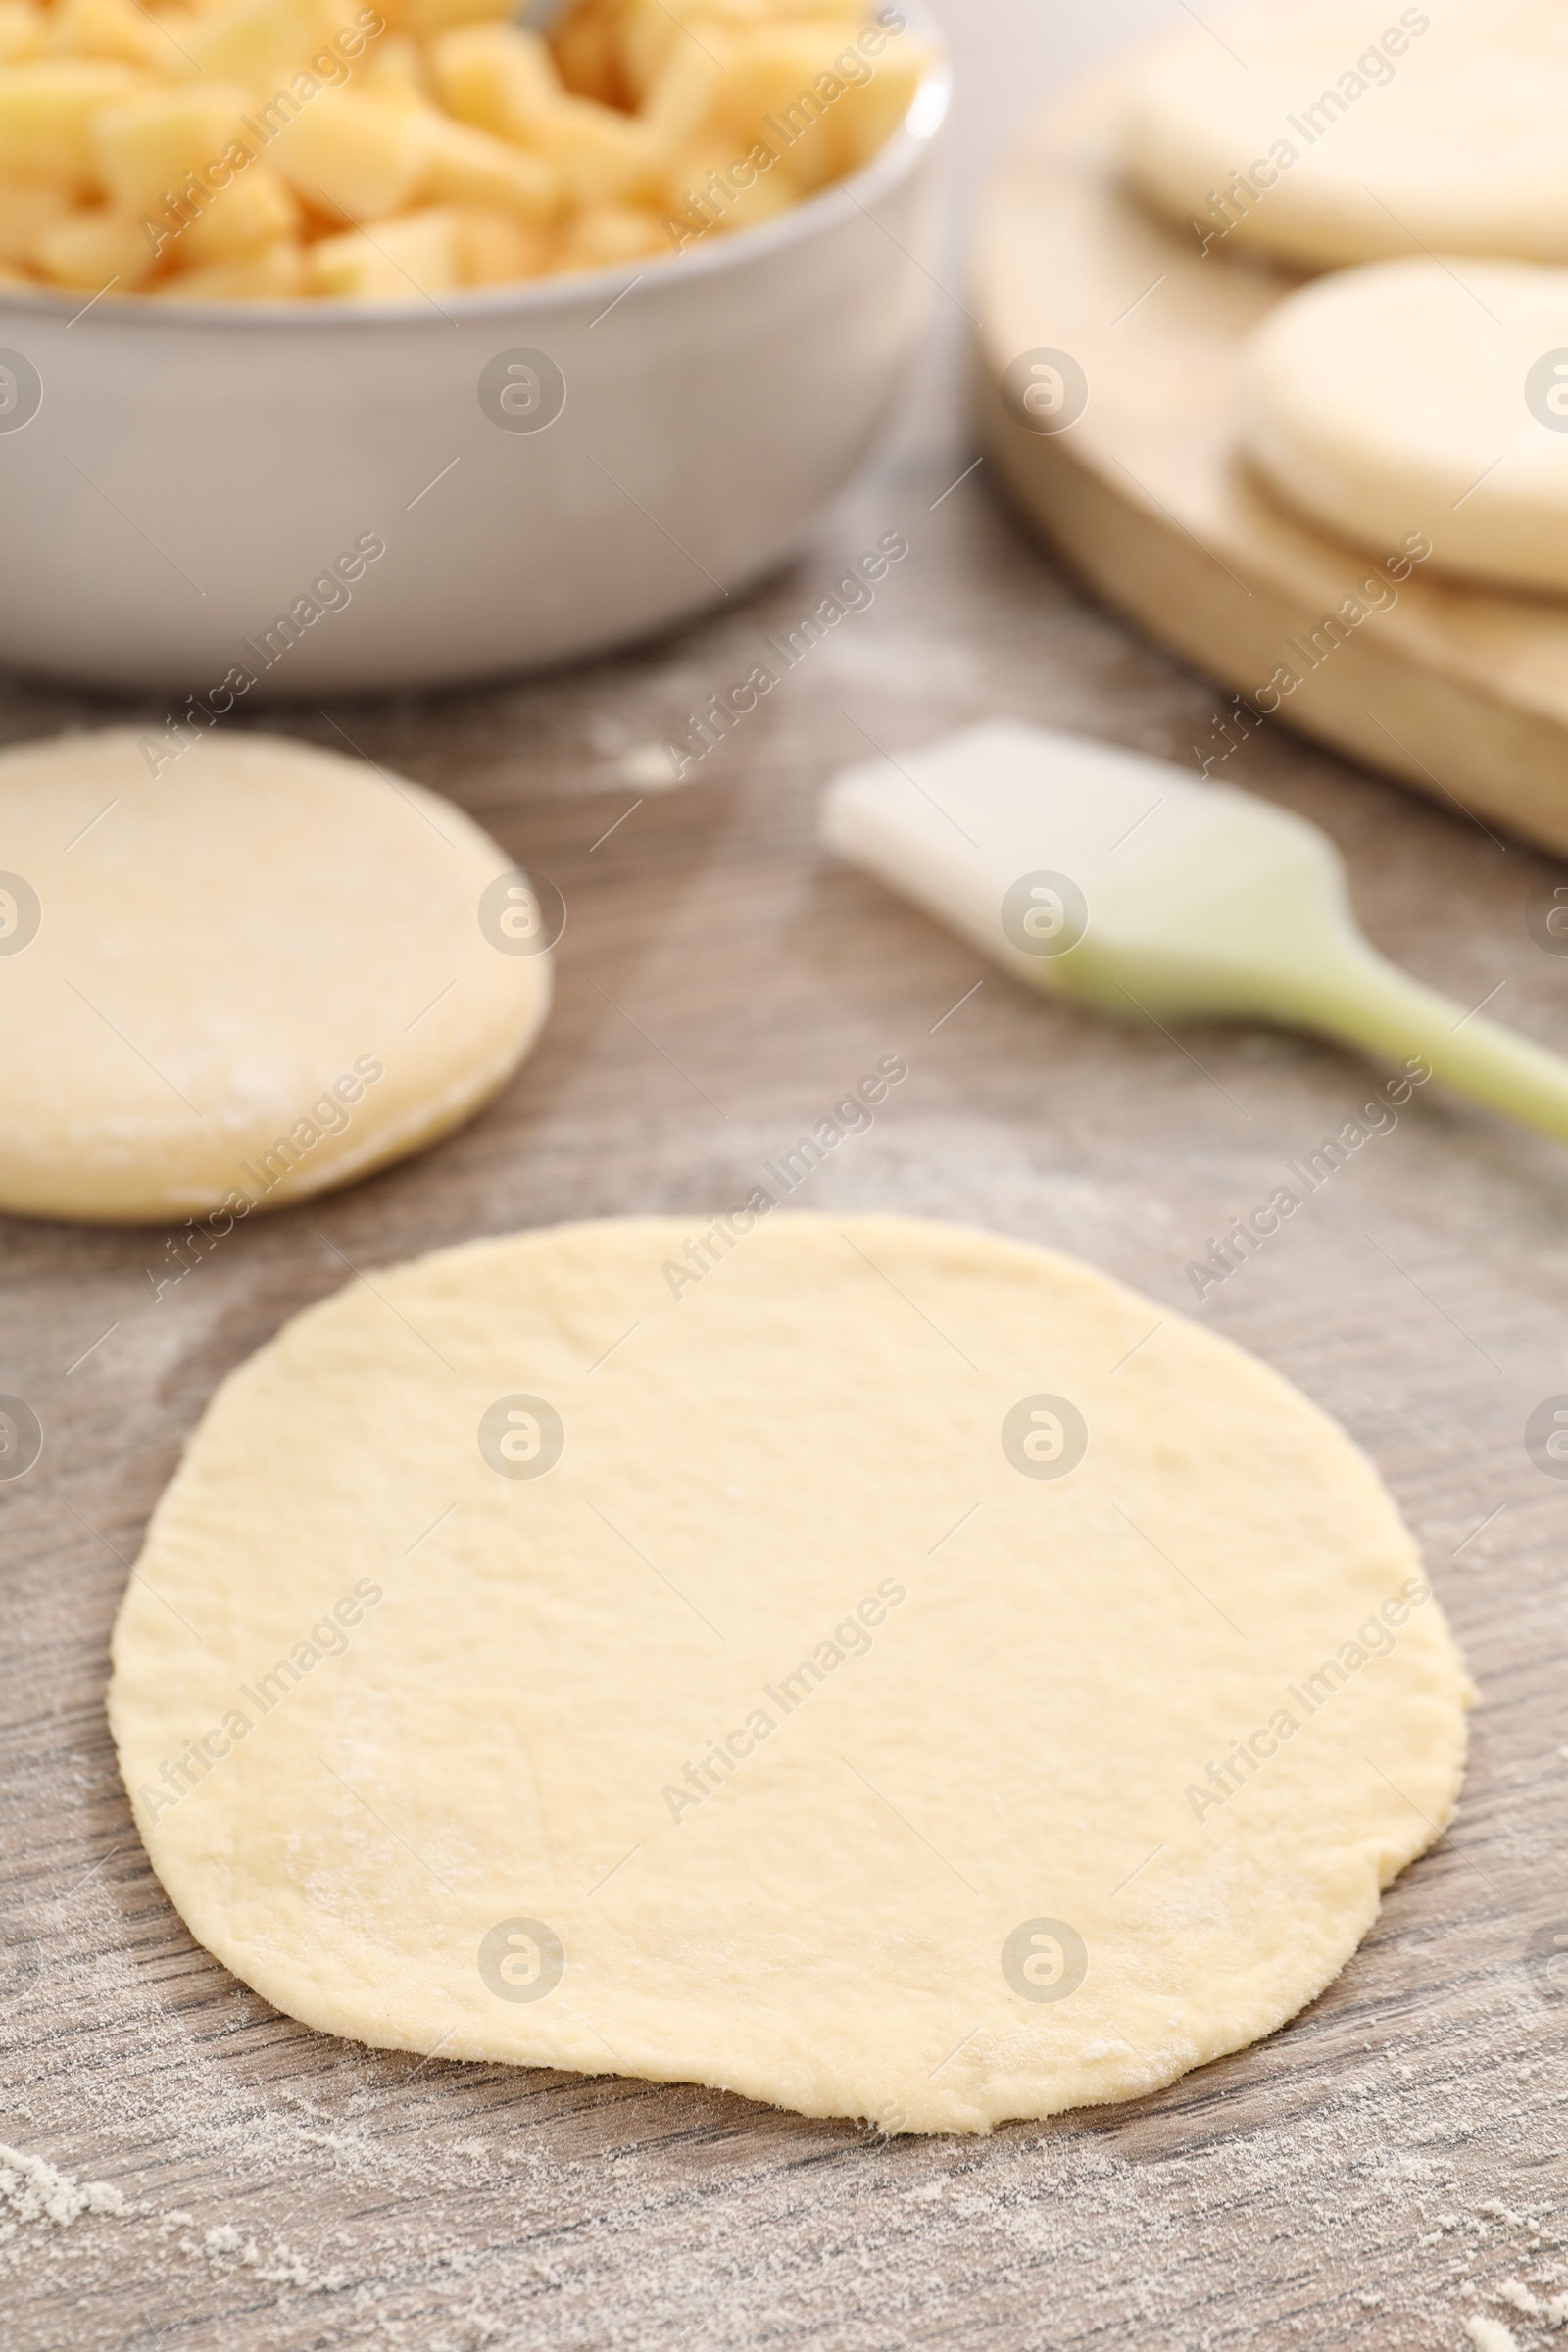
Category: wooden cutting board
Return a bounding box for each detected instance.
[974,55,1568,859]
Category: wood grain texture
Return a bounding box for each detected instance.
[974,60,1568,858]
[3,419,1568,2352]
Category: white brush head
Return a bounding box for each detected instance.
[820,722,1341,1002]
[821,724,1568,1146]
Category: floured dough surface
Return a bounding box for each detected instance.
[109,1215,1472,2135]
[1122,0,1568,270]
[0,729,552,1222]
[1243,258,1568,591]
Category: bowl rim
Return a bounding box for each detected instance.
[0,24,951,334]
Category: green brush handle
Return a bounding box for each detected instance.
[1290,944,1568,1144]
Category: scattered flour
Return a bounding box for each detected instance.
[0,2143,128,2229]
[1497,2278,1568,2328]
[1465,2320,1520,2352]
[201,2223,259,2268]
[259,2247,352,2292]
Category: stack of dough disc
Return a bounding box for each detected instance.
[0,729,553,1223]
[1240,261,1568,594]
[1123,0,1568,271]
[1120,0,1568,599]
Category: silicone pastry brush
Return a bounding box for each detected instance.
[821,721,1568,1141]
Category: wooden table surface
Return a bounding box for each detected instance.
[4,379,1568,2352]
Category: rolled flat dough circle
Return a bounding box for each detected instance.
[0,729,553,1223]
[1242,258,1568,591]
[109,1215,1472,2134]
[1121,0,1568,271]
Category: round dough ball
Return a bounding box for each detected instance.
[109,1215,1471,2135]
[1123,0,1568,271]
[1242,258,1568,592]
[0,729,553,1223]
